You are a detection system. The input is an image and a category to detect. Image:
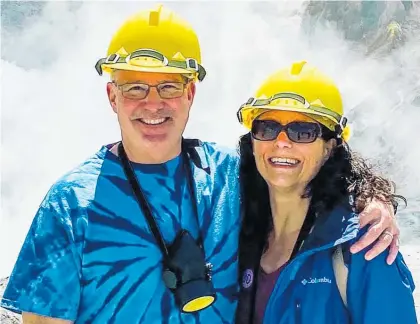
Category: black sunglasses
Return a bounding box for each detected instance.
[251,119,323,143]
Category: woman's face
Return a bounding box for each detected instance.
[252,111,336,193]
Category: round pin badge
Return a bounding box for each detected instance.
[242,269,254,288]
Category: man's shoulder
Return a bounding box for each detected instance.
[186,138,240,165]
[43,145,111,208]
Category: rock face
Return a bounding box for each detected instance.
[0,278,22,324]
[302,0,420,56]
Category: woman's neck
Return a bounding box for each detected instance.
[260,186,311,273]
[269,187,310,241]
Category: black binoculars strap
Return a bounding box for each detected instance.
[117,140,203,263]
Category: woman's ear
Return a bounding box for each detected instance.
[323,139,337,163]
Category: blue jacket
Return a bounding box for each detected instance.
[263,204,417,324]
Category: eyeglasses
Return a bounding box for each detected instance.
[113,81,188,100]
[251,119,322,143]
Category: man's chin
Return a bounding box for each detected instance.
[142,133,170,143]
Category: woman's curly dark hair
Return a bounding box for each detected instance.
[238,128,406,243]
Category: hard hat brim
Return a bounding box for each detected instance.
[102,63,197,76]
[241,105,339,130]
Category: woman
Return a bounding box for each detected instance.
[235,61,417,323]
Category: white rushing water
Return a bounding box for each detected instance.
[1,1,419,278]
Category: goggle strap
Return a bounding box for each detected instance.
[95,49,207,81]
[238,92,344,126]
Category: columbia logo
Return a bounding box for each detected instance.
[301,277,332,285]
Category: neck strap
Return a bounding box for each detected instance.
[117,141,202,263]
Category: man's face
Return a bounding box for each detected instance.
[107,70,196,160]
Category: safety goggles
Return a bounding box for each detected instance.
[113,81,188,100]
[251,119,323,143]
[95,49,207,82]
[237,92,347,137]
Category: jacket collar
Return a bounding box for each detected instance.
[300,201,360,253]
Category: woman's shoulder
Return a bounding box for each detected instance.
[311,200,360,250]
[344,222,415,292]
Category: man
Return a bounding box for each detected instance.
[1,5,401,324]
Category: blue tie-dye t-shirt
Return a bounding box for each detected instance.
[1,141,240,323]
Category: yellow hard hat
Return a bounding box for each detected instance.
[237,61,350,141]
[95,5,206,81]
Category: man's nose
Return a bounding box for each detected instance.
[141,86,163,110]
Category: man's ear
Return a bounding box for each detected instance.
[187,81,196,103]
[107,82,118,113]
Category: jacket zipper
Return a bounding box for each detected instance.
[295,299,302,324]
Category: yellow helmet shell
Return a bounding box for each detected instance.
[238,61,350,141]
[98,5,203,78]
